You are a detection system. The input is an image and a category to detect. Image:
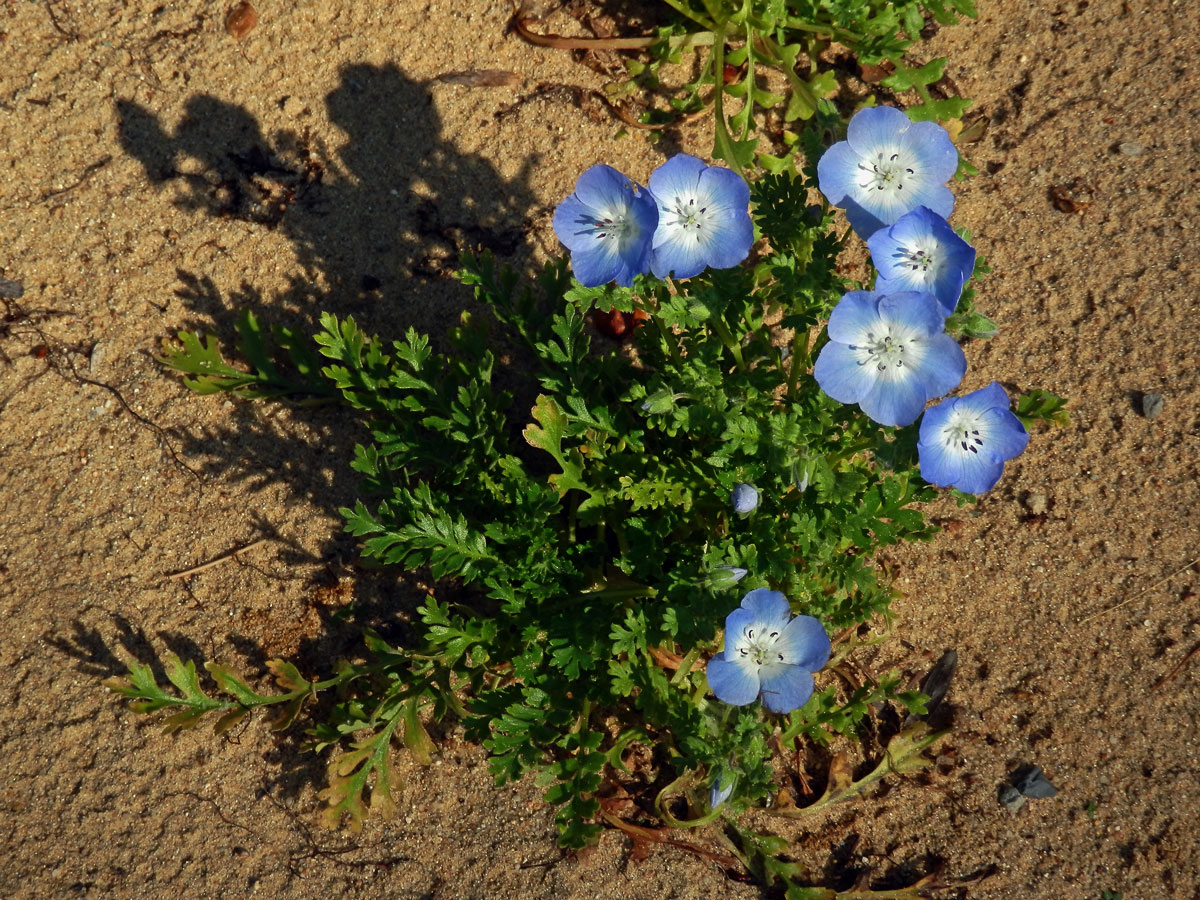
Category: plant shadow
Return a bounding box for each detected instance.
[105,61,552,799]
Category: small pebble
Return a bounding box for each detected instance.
[1016,765,1058,799]
[1024,492,1048,516]
[999,785,1026,813]
[1141,392,1164,419]
[89,341,105,372]
[0,277,23,299]
[225,1,257,39]
[282,96,306,118]
[1117,141,1146,157]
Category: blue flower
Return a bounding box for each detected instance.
[707,589,831,714]
[817,106,959,239]
[552,164,658,287]
[813,291,966,427]
[917,382,1029,494]
[709,772,735,810]
[647,154,753,279]
[730,483,759,514]
[867,206,976,317]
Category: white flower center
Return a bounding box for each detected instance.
[902,244,937,274]
[663,195,715,237]
[848,323,920,380]
[590,209,635,245]
[938,408,988,456]
[857,148,917,196]
[734,624,788,675]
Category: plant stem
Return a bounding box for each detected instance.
[785,326,809,400]
[515,16,715,50]
[710,24,746,180]
[669,645,701,685]
[708,312,747,372]
[657,0,718,31]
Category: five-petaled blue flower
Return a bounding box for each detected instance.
[917,382,1029,494]
[707,589,831,714]
[867,206,976,317]
[817,106,959,240]
[813,290,966,427]
[730,482,759,515]
[648,154,753,280]
[552,164,658,287]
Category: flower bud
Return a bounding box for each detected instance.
[730,483,759,515]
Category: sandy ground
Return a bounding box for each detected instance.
[1,1,1198,898]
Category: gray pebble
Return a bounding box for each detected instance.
[1141,392,1164,420]
[89,341,106,373]
[1016,765,1058,799]
[0,277,23,299]
[999,785,1026,813]
[1117,141,1146,157]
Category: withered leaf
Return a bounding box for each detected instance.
[436,69,521,88]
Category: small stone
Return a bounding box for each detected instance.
[1141,392,1164,419]
[1016,765,1058,799]
[225,1,257,39]
[999,785,1026,813]
[0,277,23,299]
[1117,141,1146,157]
[282,96,306,119]
[88,341,105,372]
[1024,492,1048,516]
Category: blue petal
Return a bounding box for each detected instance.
[574,163,637,211]
[650,227,708,279]
[568,243,622,288]
[707,654,760,706]
[845,106,917,155]
[840,193,901,240]
[722,605,758,640]
[551,196,601,253]
[907,331,967,400]
[860,369,928,426]
[648,154,708,201]
[775,615,831,672]
[739,588,792,630]
[825,291,883,344]
[816,141,862,210]
[813,340,876,406]
[758,667,815,714]
[694,210,753,271]
[918,434,1004,493]
[980,406,1030,460]
[697,165,751,215]
[966,383,1029,460]
[875,291,946,337]
[900,120,960,184]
